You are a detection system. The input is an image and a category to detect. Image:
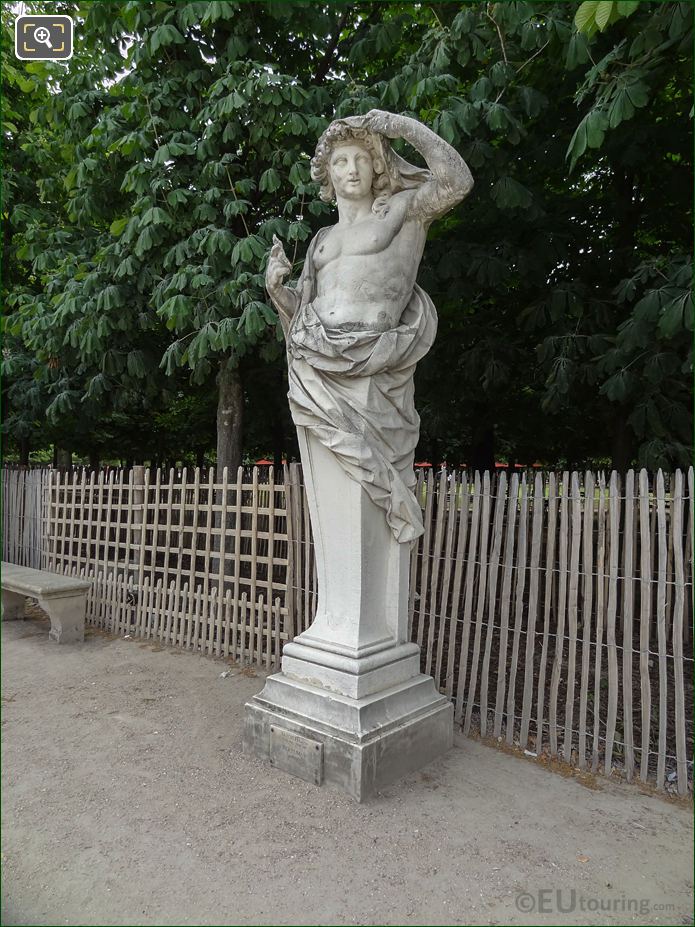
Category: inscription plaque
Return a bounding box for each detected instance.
[269,725,324,786]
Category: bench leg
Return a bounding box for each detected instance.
[39,594,86,644]
[1,590,26,621]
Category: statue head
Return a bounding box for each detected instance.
[311,123,391,204]
[311,116,433,214]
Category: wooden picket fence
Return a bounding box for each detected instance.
[1,464,693,795]
[42,464,293,667]
[2,467,45,570]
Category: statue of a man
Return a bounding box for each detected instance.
[266,110,473,547]
[247,112,473,795]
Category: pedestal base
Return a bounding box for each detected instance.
[244,669,453,801]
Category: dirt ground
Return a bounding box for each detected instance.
[1,609,693,927]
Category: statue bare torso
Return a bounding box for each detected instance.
[264,110,473,336]
[312,192,427,332]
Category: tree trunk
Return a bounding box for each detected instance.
[19,437,30,467]
[216,358,244,477]
[89,449,100,471]
[610,413,634,473]
[429,437,441,471]
[272,414,283,470]
[469,424,495,477]
[56,447,72,470]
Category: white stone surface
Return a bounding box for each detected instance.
[1,561,89,643]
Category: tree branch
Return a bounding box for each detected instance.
[314,8,350,85]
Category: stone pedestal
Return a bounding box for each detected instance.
[245,429,453,800]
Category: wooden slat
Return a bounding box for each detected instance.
[273,597,282,667]
[604,471,621,775]
[445,472,469,700]
[45,470,54,571]
[182,581,193,649]
[425,468,448,677]
[231,586,240,661]
[119,571,129,637]
[161,468,175,600]
[6,470,13,560]
[188,468,201,597]
[258,593,266,668]
[146,468,161,590]
[135,573,148,637]
[60,469,70,572]
[505,473,529,746]
[223,588,232,658]
[134,466,148,591]
[212,582,222,656]
[231,467,243,629]
[670,470,688,795]
[655,470,668,790]
[124,468,136,581]
[266,467,277,656]
[535,472,557,755]
[162,580,175,645]
[591,472,607,774]
[687,467,694,649]
[63,468,75,572]
[202,468,215,603]
[454,471,481,725]
[249,467,260,618]
[493,472,519,738]
[520,472,544,750]
[549,472,570,757]
[174,468,188,648]
[207,585,218,656]
[408,469,425,640]
[464,471,492,736]
[152,578,163,641]
[239,591,248,665]
[2,472,7,560]
[283,464,296,642]
[638,469,652,782]
[622,470,636,781]
[479,471,507,738]
[577,471,595,769]
[665,475,674,645]
[416,469,435,650]
[75,469,87,575]
[92,470,103,569]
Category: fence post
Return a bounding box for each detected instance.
[133,465,146,587]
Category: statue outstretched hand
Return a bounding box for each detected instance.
[266,234,292,298]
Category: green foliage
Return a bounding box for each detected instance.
[3,1,692,471]
[575,1,640,38]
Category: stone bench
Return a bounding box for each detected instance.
[1,562,91,643]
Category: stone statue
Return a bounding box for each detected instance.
[245,111,474,800]
[265,110,473,543]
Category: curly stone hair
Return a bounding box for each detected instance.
[310,124,392,203]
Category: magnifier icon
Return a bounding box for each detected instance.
[33,25,53,48]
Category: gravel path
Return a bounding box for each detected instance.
[2,610,692,926]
